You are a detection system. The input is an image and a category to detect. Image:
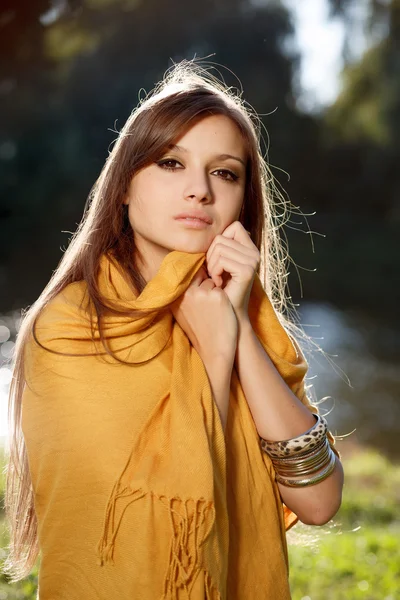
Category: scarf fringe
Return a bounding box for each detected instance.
[96,481,147,566]
[96,485,220,598]
[160,496,216,599]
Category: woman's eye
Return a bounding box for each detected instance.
[157,159,182,170]
[213,169,239,182]
[156,161,238,181]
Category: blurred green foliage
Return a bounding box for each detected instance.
[0,0,399,320]
[288,448,400,598]
[1,445,399,598]
[289,526,399,599]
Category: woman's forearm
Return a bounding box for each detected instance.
[234,316,344,526]
[202,357,234,433]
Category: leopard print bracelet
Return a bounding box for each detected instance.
[259,413,328,459]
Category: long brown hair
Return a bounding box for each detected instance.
[4,59,308,581]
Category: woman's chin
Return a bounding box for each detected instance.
[172,241,211,254]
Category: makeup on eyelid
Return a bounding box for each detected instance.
[156,159,240,182]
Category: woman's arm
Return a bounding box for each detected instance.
[202,357,234,433]
[234,317,344,526]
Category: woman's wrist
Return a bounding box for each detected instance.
[236,312,252,333]
[202,357,234,432]
[202,351,236,374]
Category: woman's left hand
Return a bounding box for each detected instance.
[205,221,260,321]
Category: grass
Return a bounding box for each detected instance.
[0,444,399,599]
[289,525,399,599]
[287,446,400,599]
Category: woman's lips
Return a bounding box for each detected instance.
[175,217,211,229]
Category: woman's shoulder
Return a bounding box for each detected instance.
[38,279,90,323]
[30,280,92,353]
[23,280,97,392]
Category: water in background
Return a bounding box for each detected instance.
[297,303,400,460]
[1,304,399,459]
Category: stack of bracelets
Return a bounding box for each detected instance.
[259,414,337,488]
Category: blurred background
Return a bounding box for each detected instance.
[0,1,399,598]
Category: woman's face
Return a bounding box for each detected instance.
[124,114,247,281]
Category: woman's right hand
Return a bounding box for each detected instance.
[170,265,238,366]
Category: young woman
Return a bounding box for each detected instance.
[5,61,344,599]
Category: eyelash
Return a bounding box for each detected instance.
[156,159,239,182]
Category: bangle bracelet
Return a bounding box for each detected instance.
[259,413,328,459]
[275,450,336,488]
[271,436,327,464]
[276,455,331,478]
[272,443,330,476]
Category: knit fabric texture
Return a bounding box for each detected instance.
[22,250,339,599]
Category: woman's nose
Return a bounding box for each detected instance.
[183,170,212,201]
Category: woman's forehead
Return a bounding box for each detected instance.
[169,115,247,157]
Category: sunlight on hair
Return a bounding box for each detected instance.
[4,56,347,583]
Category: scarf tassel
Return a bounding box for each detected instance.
[96,482,147,566]
[96,486,220,598]
[160,496,218,599]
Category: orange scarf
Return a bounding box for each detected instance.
[22,250,339,599]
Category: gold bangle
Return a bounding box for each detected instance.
[275,450,336,488]
[276,456,331,478]
[275,454,331,478]
[272,440,331,476]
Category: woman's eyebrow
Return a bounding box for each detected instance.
[167,144,246,167]
[216,153,246,167]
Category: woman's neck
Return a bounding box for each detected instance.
[134,236,172,284]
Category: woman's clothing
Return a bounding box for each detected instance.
[22,250,339,599]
